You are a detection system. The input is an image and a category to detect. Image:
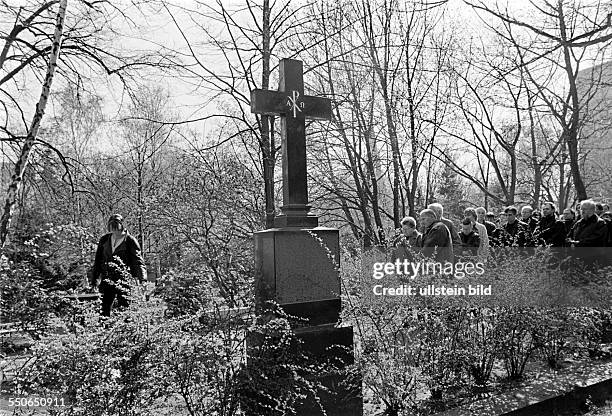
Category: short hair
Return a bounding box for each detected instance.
[427,203,443,219]
[521,205,533,213]
[475,206,486,215]
[486,212,495,218]
[463,207,477,220]
[461,217,472,226]
[595,203,604,211]
[541,201,555,211]
[504,206,518,215]
[580,199,596,210]
[419,209,437,219]
[401,216,416,228]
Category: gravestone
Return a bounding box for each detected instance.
[250,58,362,415]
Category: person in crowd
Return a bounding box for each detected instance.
[567,200,609,247]
[601,211,612,247]
[521,205,538,233]
[91,214,147,317]
[459,217,481,257]
[596,203,605,217]
[427,203,460,247]
[562,208,576,237]
[476,206,496,238]
[534,202,566,247]
[419,208,453,263]
[603,204,610,212]
[575,202,582,221]
[503,206,532,247]
[485,211,496,224]
[392,216,422,261]
[464,207,489,259]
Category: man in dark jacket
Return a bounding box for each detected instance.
[534,202,566,247]
[459,217,480,257]
[92,214,147,316]
[568,200,609,247]
[420,209,453,263]
[503,206,532,247]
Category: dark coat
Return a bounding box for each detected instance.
[459,231,480,256]
[482,220,496,237]
[569,215,609,247]
[422,221,453,263]
[534,214,566,247]
[92,232,147,285]
[440,217,460,245]
[503,220,532,247]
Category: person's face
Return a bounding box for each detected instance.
[109,221,123,236]
[402,223,415,237]
[581,205,595,219]
[507,212,516,223]
[521,208,532,220]
[499,213,508,225]
[476,211,485,222]
[563,209,573,220]
[542,205,552,217]
[604,205,610,212]
[419,214,435,229]
[461,223,473,235]
[486,215,495,223]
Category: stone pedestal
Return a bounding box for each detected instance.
[250,226,363,415]
[254,227,341,324]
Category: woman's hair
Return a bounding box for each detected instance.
[107,214,124,232]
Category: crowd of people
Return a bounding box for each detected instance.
[393,200,612,264]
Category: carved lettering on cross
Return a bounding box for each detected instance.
[251,58,332,227]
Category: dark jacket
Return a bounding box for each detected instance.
[92,232,147,285]
[534,214,566,247]
[459,231,480,256]
[523,216,538,233]
[422,221,453,263]
[440,217,460,246]
[569,215,609,247]
[391,232,422,262]
[482,220,496,237]
[503,220,532,247]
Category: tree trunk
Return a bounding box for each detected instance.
[0,0,68,252]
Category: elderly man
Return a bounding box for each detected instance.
[419,208,453,263]
[427,203,460,246]
[568,199,609,247]
[465,207,489,259]
[521,205,538,233]
[534,202,566,247]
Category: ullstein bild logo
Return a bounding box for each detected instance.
[372,283,492,297]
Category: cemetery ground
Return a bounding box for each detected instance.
[1,238,612,415]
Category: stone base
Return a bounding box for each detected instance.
[274,214,319,228]
[292,325,362,416]
[254,227,341,305]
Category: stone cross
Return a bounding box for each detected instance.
[251,58,332,227]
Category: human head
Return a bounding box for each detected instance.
[107,214,125,233]
[461,217,473,234]
[475,207,486,222]
[463,207,477,222]
[595,203,604,216]
[486,212,495,222]
[604,204,610,212]
[580,200,596,219]
[562,208,575,221]
[400,216,417,236]
[427,203,443,220]
[541,202,555,217]
[504,206,518,223]
[419,209,437,229]
[521,205,533,220]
